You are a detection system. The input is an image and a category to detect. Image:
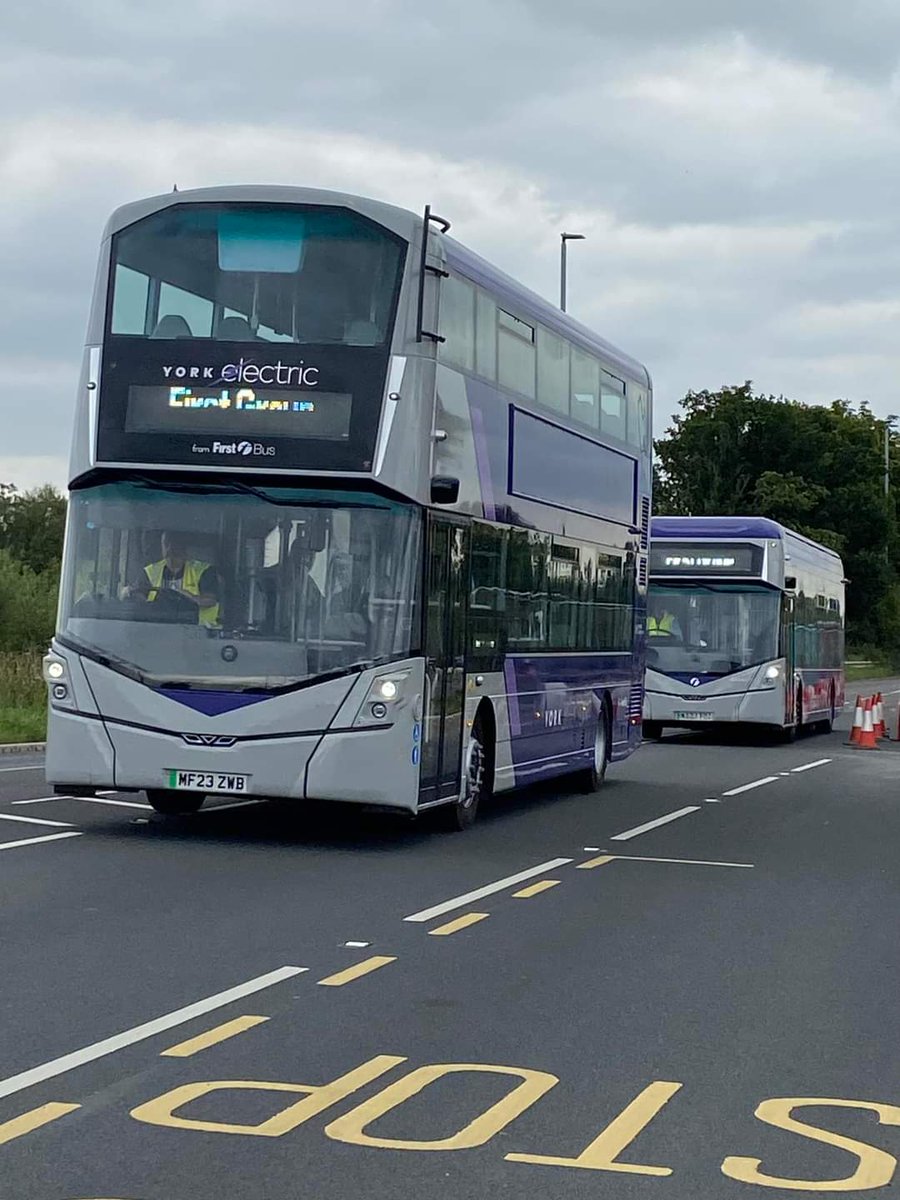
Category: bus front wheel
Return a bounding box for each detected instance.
[146,790,206,815]
[445,718,493,832]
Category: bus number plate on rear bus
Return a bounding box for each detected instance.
[673,711,714,721]
[167,770,249,793]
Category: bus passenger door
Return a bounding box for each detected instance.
[781,593,798,723]
[419,517,468,807]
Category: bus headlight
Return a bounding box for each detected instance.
[43,656,67,683]
[765,665,780,680]
[355,671,411,727]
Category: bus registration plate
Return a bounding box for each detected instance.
[167,770,249,794]
[673,711,714,721]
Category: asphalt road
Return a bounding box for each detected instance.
[2,683,900,1198]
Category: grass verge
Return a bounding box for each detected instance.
[0,652,46,743]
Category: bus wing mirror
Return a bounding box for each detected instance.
[430,476,460,505]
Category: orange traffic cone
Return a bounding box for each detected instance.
[874,693,887,739]
[856,699,879,749]
[848,695,864,745]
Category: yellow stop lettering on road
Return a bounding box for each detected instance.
[722,1097,900,1191]
[130,1055,406,1137]
[325,1062,558,1151]
[506,1080,682,1175]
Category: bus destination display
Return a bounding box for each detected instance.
[125,384,352,440]
[649,542,763,576]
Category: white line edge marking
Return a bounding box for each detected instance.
[0,765,44,773]
[0,965,307,1102]
[611,853,754,868]
[11,797,69,806]
[791,758,833,773]
[75,797,153,811]
[704,798,719,803]
[610,807,701,842]
[0,832,83,853]
[722,776,780,796]
[0,812,75,829]
[403,857,573,923]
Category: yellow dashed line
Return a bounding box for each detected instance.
[161,1015,269,1058]
[0,1102,80,1145]
[428,912,490,936]
[318,956,397,987]
[577,854,616,870]
[513,879,561,898]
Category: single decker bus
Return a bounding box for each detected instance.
[45,186,652,828]
[643,516,844,739]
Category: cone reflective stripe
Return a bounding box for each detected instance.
[848,695,864,744]
[874,693,887,738]
[857,699,878,749]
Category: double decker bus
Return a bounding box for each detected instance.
[643,516,845,739]
[45,186,652,828]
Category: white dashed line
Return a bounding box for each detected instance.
[610,807,701,842]
[722,776,779,796]
[0,813,75,829]
[791,758,833,773]
[0,832,83,853]
[404,858,574,923]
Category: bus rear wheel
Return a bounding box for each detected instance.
[581,707,610,792]
[444,719,492,832]
[146,790,206,815]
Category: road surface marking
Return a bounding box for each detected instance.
[0,812,75,829]
[0,965,307,1102]
[722,776,779,796]
[779,772,791,776]
[0,832,83,853]
[577,855,616,870]
[0,1102,80,1145]
[404,858,572,923]
[76,796,153,811]
[609,854,755,868]
[513,880,561,898]
[791,758,832,773]
[0,765,44,773]
[318,956,397,987]
[428,912,489,936]
[610,807,701,842]
[704,797,720,802]
[583,846,601,852]
[12,796,66,805]
[161,1015,269,1058]
[344,941,370,948]
[201,799,264,813]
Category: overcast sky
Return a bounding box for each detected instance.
[3,0,900,490]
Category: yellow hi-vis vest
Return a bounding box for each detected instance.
[144,559,219,627]
[648,613,676,637]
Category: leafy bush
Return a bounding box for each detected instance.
[0,548,58,652]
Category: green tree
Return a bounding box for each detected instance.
[0,484,67,575]
[0,549,58,652]
[654,384,897,646]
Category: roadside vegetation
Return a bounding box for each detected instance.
[0,484,66,743]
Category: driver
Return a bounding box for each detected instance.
[124,531,220,627]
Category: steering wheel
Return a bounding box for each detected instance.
[148,587,199,621]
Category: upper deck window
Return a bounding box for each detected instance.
[108,204,405,347]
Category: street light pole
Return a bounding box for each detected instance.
[560,232,585,312]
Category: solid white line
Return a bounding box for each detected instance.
[0,765,44,773]
[791,758,832,773]
[0,832,83,853]
[722,776,780,796]
[0,812,75,829]
[403,857,574,923]
[75,797,153,811]
[201,799,263,813]
[11,797,65,806]
[0,965,307,1102]
[611,853,755,868]
[610,807,701,842]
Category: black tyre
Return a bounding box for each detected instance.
[444,718,492,831]
[581,706,611,792]
[146,789,206,815]
[642,720,663,741]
